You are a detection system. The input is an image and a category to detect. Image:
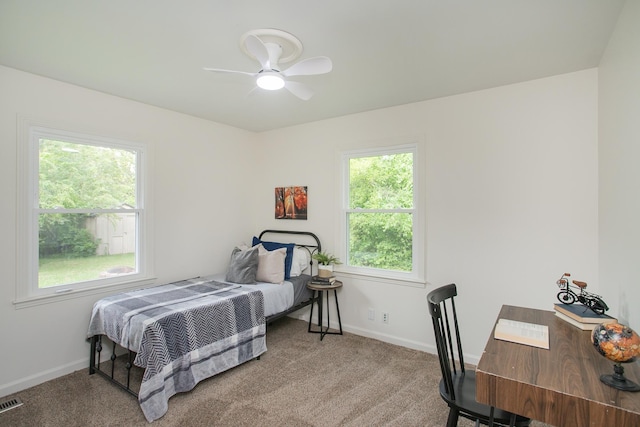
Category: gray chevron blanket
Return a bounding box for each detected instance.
[87,278,266,422]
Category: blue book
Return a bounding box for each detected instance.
[553,303,616,324]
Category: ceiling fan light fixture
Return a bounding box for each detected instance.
[256,73,285,90]
[204,29,330,100]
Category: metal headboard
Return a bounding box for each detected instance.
[258,229,321,274]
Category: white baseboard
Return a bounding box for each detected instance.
[289,312,435,352]
[341,324,436,353]
[289,312,481,365]
[1,317,480,399]
[0,357,88,399]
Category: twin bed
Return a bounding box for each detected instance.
[87,230,321,422]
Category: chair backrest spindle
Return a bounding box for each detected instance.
[450,297,465,370]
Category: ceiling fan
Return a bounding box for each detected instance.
[204,29,332,100]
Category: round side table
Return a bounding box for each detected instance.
[307,280,343,340]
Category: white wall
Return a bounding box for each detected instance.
[599,0,640,328]
[0,66,258,396]
[0,64,602,397]
[256,69,599,361]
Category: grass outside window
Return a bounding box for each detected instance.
[39,253,135,288]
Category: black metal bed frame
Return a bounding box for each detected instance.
[88,230,322,398]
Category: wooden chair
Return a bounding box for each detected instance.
[427,284,531,427]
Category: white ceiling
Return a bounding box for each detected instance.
[0,0,626,132]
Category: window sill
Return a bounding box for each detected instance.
[335,269,427,289]
[13,276,157,310]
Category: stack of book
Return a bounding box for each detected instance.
[309,275,336,286]
[553,303,617,330]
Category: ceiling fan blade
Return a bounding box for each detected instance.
[245,86,259,99]
[283,56,332,77]
[244,35,270,69]
[203,67,256,76]
[284,81,314,100]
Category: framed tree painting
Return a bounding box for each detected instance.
[275,186,307,219]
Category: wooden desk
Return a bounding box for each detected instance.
[476,305,640,427]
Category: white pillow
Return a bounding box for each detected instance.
[289,247,311,277]
[256,244,286,284]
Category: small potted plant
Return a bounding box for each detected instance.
[313,251,342,278]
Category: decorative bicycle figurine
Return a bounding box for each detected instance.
[556,272,609,315]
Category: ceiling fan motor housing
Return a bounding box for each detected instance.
[240,29,303,66]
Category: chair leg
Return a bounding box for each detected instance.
[509,413,516,427]
[488,406,495,427]
[446,408,459,427]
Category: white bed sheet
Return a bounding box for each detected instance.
[207,273,294,317]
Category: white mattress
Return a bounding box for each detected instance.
[208,273,294,317]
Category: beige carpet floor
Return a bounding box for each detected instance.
[0,318,548,426]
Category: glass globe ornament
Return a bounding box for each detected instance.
[591,322,640,391]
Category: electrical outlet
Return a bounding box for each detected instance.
[382,312,389,324]
[368,308,375,321]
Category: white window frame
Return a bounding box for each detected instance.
[339,141,425,285]
[15,117,154,308]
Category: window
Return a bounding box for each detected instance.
[16,120,152,305]
[342,143,424,282]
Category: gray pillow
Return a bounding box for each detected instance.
[225,246,258,284]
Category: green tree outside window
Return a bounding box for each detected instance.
[348,151,414,272]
